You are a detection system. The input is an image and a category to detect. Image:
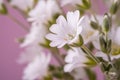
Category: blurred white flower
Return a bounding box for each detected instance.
[23,53,51,80]
[28,0,61,24]
[95,51,120,61]
[18,45,43,63]
[0,0,3,10]
[104,0,112,7]
[60,0,82,7]
[112,27,120,45]
[71,68,86,80]
[22,0,61,47]
[21,23,48,47]
[19,45,51,80]
[10,0,34,12]
[46,10,84,48]
[64,48,89,72]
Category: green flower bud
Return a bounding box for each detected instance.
[99,35,112,54]
[99,36,107,53]
[110,0,120,14]
[90,21,99,30]
[102,13,111,33]
[82,0,91,9]
[0,4,7,14]
[106,39,112,53]
[76,0,91,11]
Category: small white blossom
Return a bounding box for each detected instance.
[112,27,120,45]
[46,10,84,48]
[10,0,34,12]
[64,48,89,72]
[22,0,61,47]
[23,53,51,80]
[21,23,48,47]
[28,0,61,24]
[71,68,87,80]
[95,51,120,61]
[18,45,43,63]
[60,0,82,7]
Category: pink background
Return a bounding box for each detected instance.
[0,0,107,80]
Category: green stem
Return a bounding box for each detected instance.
[7,14,29,31]
[81,45,100,64]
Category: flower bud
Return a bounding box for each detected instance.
[102,13,111,33]
[99,36,107,53]
[0,4,7,14]
[99,35,112,54]
[82,0,91,9]
[90,21,99,30]
[110,0,120,14]
[106,39,112,53]
[77,0,91,11]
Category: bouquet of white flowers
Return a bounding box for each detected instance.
[1,0,120,80]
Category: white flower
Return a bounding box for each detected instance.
[46,10,84,48]
[10,0,34,12]
[60,0,82,7]
[95,51,120,61]
[64,48,89,72]
[22,0,61,47]
[112,27,120,45]
[21,23,48,47]
[23,53,51,80]
[28,0,61,24]
[18,45,43,63]
[71,68,86,80]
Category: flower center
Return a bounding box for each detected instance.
[64,34,75,41]
[67,34,74,40]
